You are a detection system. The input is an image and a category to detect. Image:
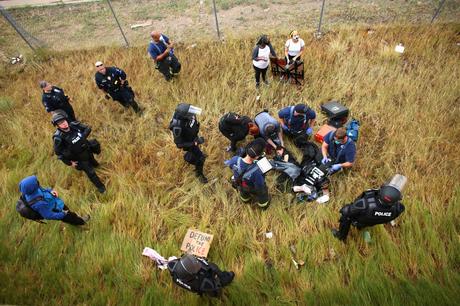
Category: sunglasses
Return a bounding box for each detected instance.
[96,64,103,68]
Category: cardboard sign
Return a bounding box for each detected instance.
[180,229,213,258]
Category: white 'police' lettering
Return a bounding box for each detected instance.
[374,211,392,217]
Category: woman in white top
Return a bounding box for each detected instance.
[284,30,305,64]
[252,35,277,88]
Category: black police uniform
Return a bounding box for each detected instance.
[335,189,405,240]
[95,67,141,113]
[167,257,234,297]
[53,121,105,191]
[218,113,252,151]
[170,112,207,182]
[42,86,76,122]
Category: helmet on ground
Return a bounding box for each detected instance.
[173,254,201,281]
[51,111,68,126]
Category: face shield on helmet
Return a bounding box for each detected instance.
[171,254,201,282]
[175,103,202,119]
[379,174,407,204]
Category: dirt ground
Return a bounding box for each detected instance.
[0,0,459,56]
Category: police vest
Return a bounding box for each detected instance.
[352,190,403,227]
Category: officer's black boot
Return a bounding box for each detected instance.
[195,163,208,184]
[130,100,142,114]
[88,172,106,193]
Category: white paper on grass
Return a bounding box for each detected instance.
[256,157,273,174]
[395,44,405,53]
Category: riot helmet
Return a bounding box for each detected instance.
[172,254,201,282]
[51,111,68,126]
[379,174,407,204]
[175,103,202,119]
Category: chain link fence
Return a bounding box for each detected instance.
[0,0,458,57]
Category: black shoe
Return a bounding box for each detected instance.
[220,271,235,286]
[97,185,106,193]
[331,229,344,241]
[196,173,208,184]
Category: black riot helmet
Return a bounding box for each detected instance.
[379,174,407,205]
[172,254,201,282]
[51,111,68,126]
[175,103,202,119]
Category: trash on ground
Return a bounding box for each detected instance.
[130,20,152,29]
[395,43,405,54]
[316,194,330,204]
[265,231,273,239]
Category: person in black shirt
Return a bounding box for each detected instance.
[167,254,234,297]
[52,112,106,193]
[40,81,77,122]
[169,103,208,183]
[332,174,407,241]
[94,61,142,114]
[218,112,258,152]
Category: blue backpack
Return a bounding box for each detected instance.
[346,119,360,142]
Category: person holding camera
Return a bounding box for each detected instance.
[17,175,90,225]
[225,138,270,209]
[51,112,106,193]
[169,103,208,184]
[94,61,142,114]
[148,31,181,81]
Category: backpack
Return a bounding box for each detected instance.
[16,195,44,222]
[232,157,259,188]
[346,118,360,142]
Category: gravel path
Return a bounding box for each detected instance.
[0,0,98,8]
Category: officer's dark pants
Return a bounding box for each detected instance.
[109,87,141,112]
[158,54,181,81]
[76,154,104,189]
[183,145,205,174]
[61,104,77,122]
[337,215,353,240]
[239,185,270,209]
[61,205,86,225]
[219,128,247,151]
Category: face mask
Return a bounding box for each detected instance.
[334,140,341,145]
[293,35,299,40]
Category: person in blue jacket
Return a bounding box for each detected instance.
[148,31,181,81]
[278,103,316,137]
[321,127,356,174]
[18,175,89,225]
[225,138,270,209]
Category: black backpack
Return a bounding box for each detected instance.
[16,195,45,222]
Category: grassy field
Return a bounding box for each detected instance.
[0,23,459,305]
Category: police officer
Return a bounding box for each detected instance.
[321,127,356,174]
[278,103,316,138]
[167,254,234,297]
[94,61,142,114]
[218,112,258,152]
[39,81,77,122]
[51,112,106,193]
[332,174,407,241]
[225,138,270,209]
[169,103,208,183]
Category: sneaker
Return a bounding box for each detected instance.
[97,186,106,194]
[81,215,91,223]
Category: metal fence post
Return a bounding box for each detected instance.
[212,0,221,40]
[431,0,447,23]
[316,0,326,36]
[106,0,129,47]
[0,5,37,51]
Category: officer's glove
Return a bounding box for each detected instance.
[196,137,205,145]
[104,94,111,100]
[331,164,342,172]
[306,127,313,136]
[321,156,330,165]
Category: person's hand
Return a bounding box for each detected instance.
[51,190,58,197]
[331,164,342,172]
[71,161,78,168]
[321,156,330,165]
[306,127,313,136]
